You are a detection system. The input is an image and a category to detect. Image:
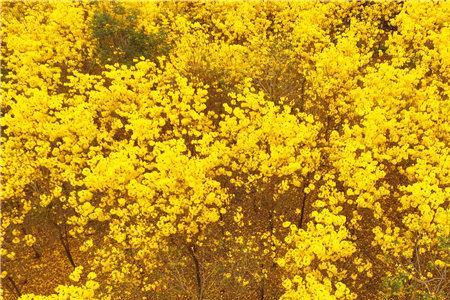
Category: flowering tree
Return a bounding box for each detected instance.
[1,1,449,299]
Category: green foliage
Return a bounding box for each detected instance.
[91,4,169,65]
[381,271,443,300]
[438,236,450,250]
[382,272,409,297]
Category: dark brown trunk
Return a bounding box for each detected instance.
[259,277,265,300]
[7,275,21,297]
[21,227,41,259]
[298,191,308,229]
[56,223,76,267]
[188,245,203,300]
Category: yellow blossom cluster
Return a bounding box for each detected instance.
[1,1,449,299]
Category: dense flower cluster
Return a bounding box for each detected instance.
[1,1,449,299]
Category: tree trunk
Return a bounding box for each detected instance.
[7,275,21,297]
[56,223,76,267]
[188,245,203,300]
